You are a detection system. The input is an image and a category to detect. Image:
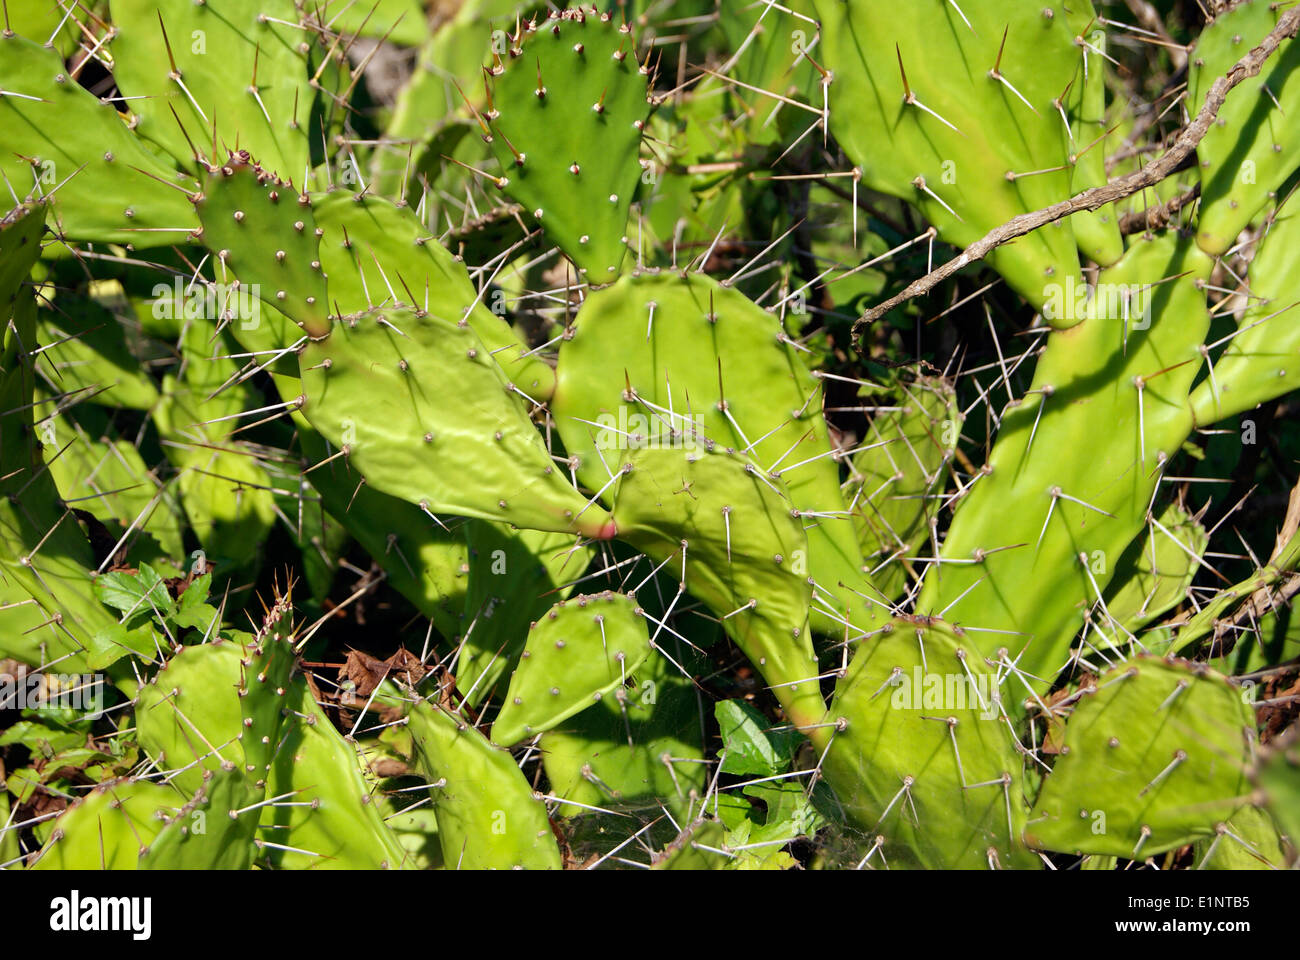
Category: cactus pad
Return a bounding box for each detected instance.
[1191,202,1300,423]
[608,446,826,734]
[492,591,651,745]
[920,233,1214,698]
[823,617,1032,869]
[0,35,199,246]
[554,271,869,636]
[1027,656,1256,858]
[485,7,650,282]
[108,0,313,182]
[195,154,330,342]
[813,0,1086,311]
[1103,502,1208,637]
[398,692,562,869]
[846,376,957,602]
[1189,0,1300,255]
[455,521,591,706]
[311,190,554,395]
[541,644,706,818]
[293,413,470,638]
[299,303,612,537]
[138,766,260,870]
[33,779,183,869]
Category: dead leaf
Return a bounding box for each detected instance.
[342,647,428,700]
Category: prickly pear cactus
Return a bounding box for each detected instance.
[4,0,1300,876]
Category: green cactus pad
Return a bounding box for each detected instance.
[262,679,410,869]
[237,593,298,783]
[1191,203,1300,424]
[36,298,161,410]
[42,405,185,563]
[491,591,651,745]
[108,0,313,183]
[608,446,826,735]
[919,233,1214,699]
[813,0,1085,311]
[4,0,80,54]
[311,190,554,396]
[195,154,331,342]
[1062,12,1123,266]
[138,766,261,870]
[371,0,529,197]
[176,448,277,570]
[0,232,119,670]
[714,3,822,147]
[0,200,45,307]
[541,644,706,818]
[136,640,248,794]
[823,617,1033,869]
[327,0,428,47]
[1189,0,1300,255]
[485,7,650,282]
[1027,656,1255,858]
[134,616,296,793]
[150,327,278,570]
[32,779,184,869]
[137,639,409,868]
[845,376,957,602]
[553,271,870,636]
[0,36,200,246]
[398,692,562,869]
[1103,502,1207,637]
[1192,805,1287,869]
[299,303,613,537]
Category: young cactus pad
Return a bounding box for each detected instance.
[491,591,652,746]
[195,154,330,343]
